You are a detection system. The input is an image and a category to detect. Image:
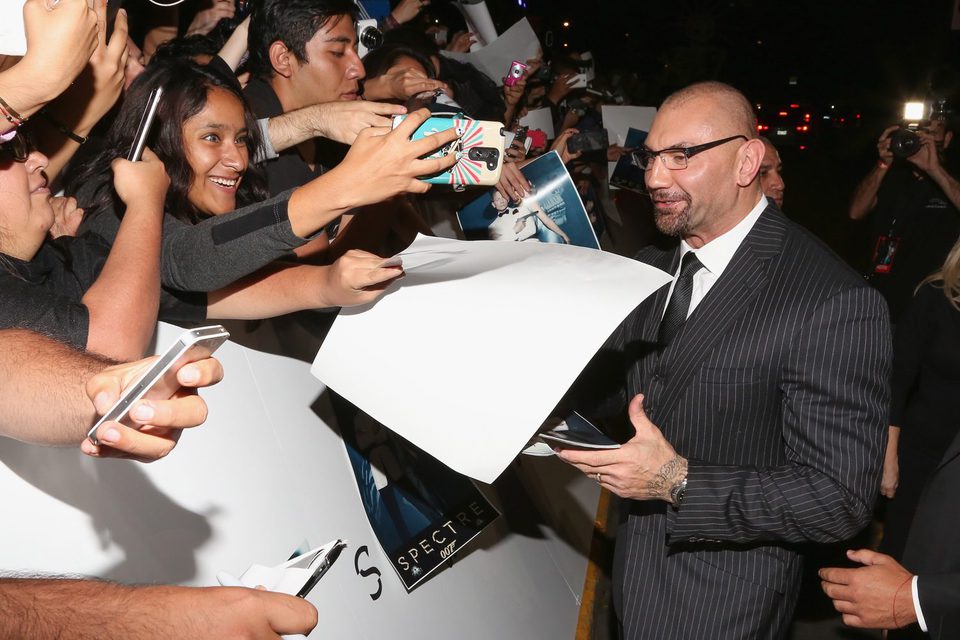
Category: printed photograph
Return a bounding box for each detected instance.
[330,393,499,591]
[457,151,601,250]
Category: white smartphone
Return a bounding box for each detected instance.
[127,86,163,162]
[86,325,230,443]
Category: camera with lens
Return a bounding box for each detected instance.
[356,18,383,58]
[889,100,948,159]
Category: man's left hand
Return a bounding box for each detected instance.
[906,131,942,175]
[556,393,686,501]
[820,549,917,629]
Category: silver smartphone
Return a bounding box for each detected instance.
[86,325,230,443]
[127,86,163,162]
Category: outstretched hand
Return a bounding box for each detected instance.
[319,250,405,307]
[556,394,686,501]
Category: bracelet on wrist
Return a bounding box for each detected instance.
[0,94,28,126]
[39,111,87,145]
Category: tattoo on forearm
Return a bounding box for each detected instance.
[646,455,688,500]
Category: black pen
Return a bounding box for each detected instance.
[296,540,346,599]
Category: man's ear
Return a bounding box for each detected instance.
[268,40,295,79]
[735,138,765,187]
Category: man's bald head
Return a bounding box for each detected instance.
[661,82,757,140]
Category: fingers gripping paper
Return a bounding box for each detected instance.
[311,235,671,483]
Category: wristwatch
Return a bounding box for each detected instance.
[669,476,688,509]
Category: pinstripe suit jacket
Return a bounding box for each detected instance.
[605,206,890,639]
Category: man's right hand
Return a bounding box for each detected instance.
[312,101,408,145]
[877,125,898,167]
[164,586,318,639]
[81,353,224,462]
[0,581,318,639]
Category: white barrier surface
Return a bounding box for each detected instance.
[0,321,599,639]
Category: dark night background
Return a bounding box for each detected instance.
[466,0,960,268]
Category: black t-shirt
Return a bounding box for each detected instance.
[0,235,207,350]
[0,237,108,349]
[865,163,960,322]
[244,78,325,196]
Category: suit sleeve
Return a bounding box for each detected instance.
[918,574,960,639]
[665,285,891,543]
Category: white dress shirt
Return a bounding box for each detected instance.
[662,195,768,319]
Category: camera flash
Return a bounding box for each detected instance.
[903,102,926,121]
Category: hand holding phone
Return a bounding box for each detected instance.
[85,326,230,448]
[567,129,609,153]
[392,114,505,187]
[128,86,163,161]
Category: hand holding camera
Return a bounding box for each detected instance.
[552,128,583,165]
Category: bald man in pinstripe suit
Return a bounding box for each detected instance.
[558,82,890,639]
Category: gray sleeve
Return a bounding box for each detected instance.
[161,189,309,292]
[255,117,279,163]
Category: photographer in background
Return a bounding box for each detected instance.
[849,101,960,323]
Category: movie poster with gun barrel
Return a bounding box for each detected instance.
[331,393,500,591]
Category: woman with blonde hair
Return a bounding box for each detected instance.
[880,236,960,559]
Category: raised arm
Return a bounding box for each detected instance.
[265,100,407,151]
[81,150,169,361]
[849,125,897,220]
[34,1,128,185]
[0,0,97,134]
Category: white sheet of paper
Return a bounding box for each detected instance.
[0,1,27,56]
[441,18,541,86]
[519,107,555,140]
[311,235,671,483]
[601,105,657,189]
[236,540,343,594]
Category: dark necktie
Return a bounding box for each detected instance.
[658,252,704,347]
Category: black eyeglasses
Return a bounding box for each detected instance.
[632,135,748,171]
[0,134,30,163]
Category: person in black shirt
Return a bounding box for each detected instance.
[850,116,960,323]
[0,131,169,361]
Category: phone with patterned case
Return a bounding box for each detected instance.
[392,115,505,187]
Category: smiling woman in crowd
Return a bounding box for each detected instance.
[68,59,411,321]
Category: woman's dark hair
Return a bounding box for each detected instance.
[150,33,224,65]
[247,0,357,79]
[67,59,268,225]
[437,57,506,122]
[362,41,438,84]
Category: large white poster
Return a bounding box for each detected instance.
[0,321,600,639]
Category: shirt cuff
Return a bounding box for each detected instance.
[912,575,927,632]
[256,118,278,162]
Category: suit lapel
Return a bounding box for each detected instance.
[653,208,785,419]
